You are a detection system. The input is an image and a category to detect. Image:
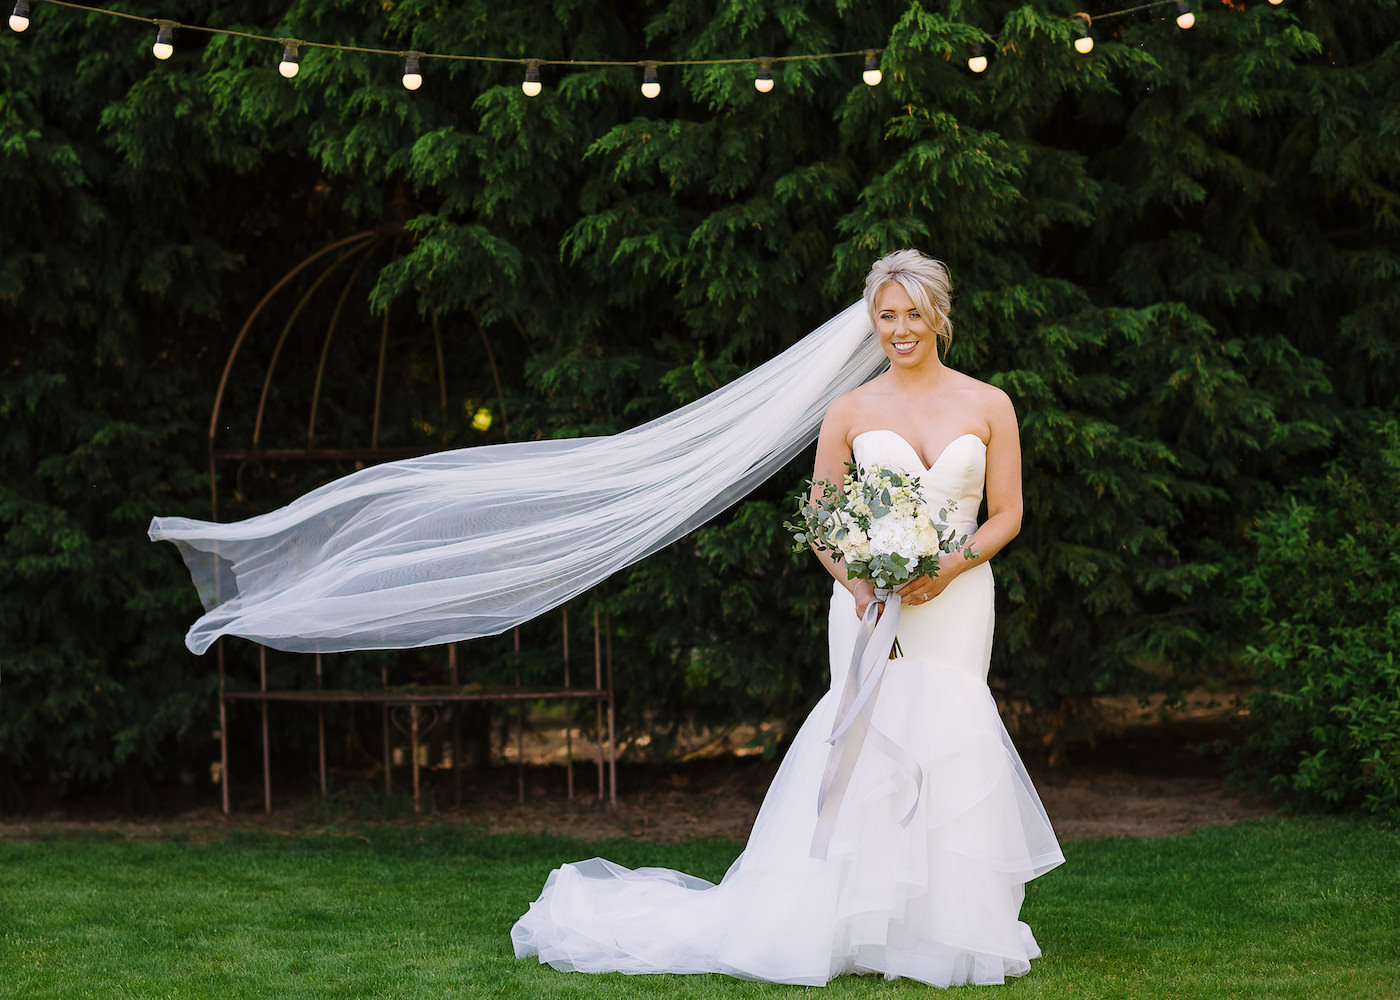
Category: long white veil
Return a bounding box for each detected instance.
[149,301,886,655]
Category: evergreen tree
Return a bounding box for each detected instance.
[2,0,1397,800]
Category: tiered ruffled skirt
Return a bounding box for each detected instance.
[511,566,1063,987]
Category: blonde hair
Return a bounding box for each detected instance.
[862,249,953,354]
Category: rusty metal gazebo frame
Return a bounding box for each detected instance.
[206,229,617,816]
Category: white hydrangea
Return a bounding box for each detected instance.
[868,513,919,559]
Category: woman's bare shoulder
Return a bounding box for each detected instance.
[818,387,859,440]
[826,376,891,420]
[949,370,1014,413]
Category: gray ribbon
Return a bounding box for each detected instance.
[810,590,925,861]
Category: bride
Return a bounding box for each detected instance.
[510,251,1064,987]
[148,248,1061,988]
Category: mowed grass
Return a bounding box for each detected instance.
[1,817,1396,999]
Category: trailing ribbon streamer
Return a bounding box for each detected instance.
[810,590,924,861]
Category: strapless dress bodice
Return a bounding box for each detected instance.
[851,430,985,538]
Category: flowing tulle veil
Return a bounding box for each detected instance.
[150,301,887,654]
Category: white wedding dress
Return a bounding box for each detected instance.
[511,430,1064,987]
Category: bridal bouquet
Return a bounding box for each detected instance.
[787,461,972,590]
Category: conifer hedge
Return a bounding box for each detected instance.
[2,0,1397,805]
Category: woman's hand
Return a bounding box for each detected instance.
[896,554,964,607]
[851,580,880,618]
[895,576,946,608]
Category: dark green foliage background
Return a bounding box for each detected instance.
[1230,420,1400,820]
[2,0,1398,805]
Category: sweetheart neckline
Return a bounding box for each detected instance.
[851,429,985,472]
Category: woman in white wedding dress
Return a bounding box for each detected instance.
[511,250,1064,987]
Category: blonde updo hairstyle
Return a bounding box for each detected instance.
[862,249,954,355]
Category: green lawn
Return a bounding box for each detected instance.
[1,817,1396,999]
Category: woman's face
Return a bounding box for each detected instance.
[874,282,937,367]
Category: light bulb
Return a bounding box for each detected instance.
[641,62,660,99]
[968,45,987,74]
[754,60,773,93]
[278,41,300,79]
[152,21,175,61]
[9,0,29,32]
[1268,0,1282,5]
[861,50,882,86]
[1175,4,1195,29]
[402,52,422,91]
[522,60,542,97]
[1071,13,1093,54]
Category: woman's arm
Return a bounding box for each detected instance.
[810,395,880,616]
[898,387,1022,604]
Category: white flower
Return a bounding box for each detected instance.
[837,527,871,562]
[914,516,943,555]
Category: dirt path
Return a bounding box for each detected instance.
[461,709,1273,843]
[1,702,1275,844]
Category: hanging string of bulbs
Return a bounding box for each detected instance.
[7,0,1286,95]
[971,0,1285,69]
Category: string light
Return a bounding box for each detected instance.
[13,0,1273,95]
[1072,13,1094,54]
[278,39,301,78]
[16,2,886,94]
[151,18,173,59]
[522,59,542,97]
[754,58,773,93]
[401,51,422,90]
[861,49,881,86]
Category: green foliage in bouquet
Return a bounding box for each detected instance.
[1228,418,1400,820]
